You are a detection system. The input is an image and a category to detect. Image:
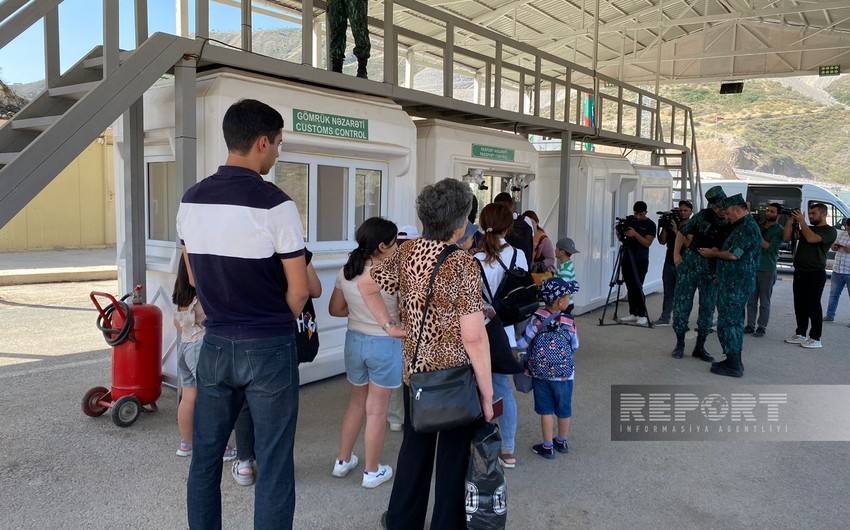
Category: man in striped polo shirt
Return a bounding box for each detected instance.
[177,99,309,530]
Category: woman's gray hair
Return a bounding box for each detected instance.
[416,178,474,241]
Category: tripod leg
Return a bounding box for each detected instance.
[599,245,626,325]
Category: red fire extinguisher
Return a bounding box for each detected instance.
[82,285,163,427]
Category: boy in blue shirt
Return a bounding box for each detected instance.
[517,277,580,459]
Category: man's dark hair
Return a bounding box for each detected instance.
[468,195,478,224]
[809,203,828,215]
[493,192,514,208]
[222,99,284,155]
[678,200,693,209]
[633,201,648,213]
[768,202,782,212]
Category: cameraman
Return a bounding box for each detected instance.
[618,201,656,326]
[653,200,693,326]
[670,186,729,362]
[783,203,837,349]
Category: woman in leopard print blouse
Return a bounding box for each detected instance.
[359,178,494,530]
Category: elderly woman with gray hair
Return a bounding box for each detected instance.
[359,178,494,530]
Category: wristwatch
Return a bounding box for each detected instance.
[382,320,397,332]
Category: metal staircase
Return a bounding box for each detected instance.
[0,32,197,228]
[652,118,704,208]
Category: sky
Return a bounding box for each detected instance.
[0,0,291,85]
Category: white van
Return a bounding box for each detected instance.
[711,180,849,267]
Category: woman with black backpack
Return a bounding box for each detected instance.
[473,203,529,469]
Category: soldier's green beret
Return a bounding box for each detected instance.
[721,193,746,208]
[705,186,727,206]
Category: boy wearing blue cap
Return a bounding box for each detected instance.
[516,277,580,459]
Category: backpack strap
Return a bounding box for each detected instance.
[411,244,459,371]
[476,258,496,305]
[538,310,562,331]
[494,247,517,272]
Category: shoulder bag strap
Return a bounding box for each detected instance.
[411,244,459,370]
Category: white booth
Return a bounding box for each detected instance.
[114,71,418,385]
[536,152,671,315]
[415,119,539,221]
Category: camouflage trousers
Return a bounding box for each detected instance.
[327,0,371,61]
[716,275,755,356]
[672,254,717,336]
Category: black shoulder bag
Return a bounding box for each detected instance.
[408,245,483,433]
[476,260,524,375]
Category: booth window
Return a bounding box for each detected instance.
[146,161,178,242]
[275,156,386,246]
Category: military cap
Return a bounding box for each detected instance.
[721,193,746,209]
[705,186,727,206]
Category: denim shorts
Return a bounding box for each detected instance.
[177,340,202,388]
[532,378,573,418]
[344,330,403,388]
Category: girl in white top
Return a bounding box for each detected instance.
[473,203,528,468]
[173,257,236,461]
[328,217,401,489]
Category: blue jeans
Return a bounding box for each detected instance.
[492,374,517,452]
[187,334,299,530]
[826,272,850,320]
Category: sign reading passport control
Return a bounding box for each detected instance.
[293,109,369,140]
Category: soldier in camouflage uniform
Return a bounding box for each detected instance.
[670,186,729,362]
[327,0,371,79]
[697,194,762,377]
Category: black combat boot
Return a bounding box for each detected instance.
[671,333,685,359]
[710,353,743,377]
[356,59,368,79]
[331,58,343,73]
[692,334,715,362]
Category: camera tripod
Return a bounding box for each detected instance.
[598,242,652,327]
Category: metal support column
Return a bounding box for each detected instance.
[302,0,313,65]
[174,57,197,213]
[558,132,572,236]
[121,102,146,296]
[43,6,60,87]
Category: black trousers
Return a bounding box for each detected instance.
[793,269,827,340]
[622,255,650,317]
[384,385,480,530]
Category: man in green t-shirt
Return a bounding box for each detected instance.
[745,203,785,337]
[783,203,838,349]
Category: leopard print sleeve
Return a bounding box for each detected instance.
[370,241,403,296]
[452,252,485,317]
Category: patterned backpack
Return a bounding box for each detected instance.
[526,312,575,380]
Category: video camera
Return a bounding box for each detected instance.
[657,208,681,227]
[614,216,632,243]
[779,207,798,216]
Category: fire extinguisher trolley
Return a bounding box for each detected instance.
[82,285,163,427]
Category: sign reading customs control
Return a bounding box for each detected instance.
[293,109,369,140]
[472,144,515,162]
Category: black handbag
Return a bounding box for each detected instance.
[408,245,483,433]
[477,261,524,375]
[295,297,319,364]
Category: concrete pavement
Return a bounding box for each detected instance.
[2,255,850,529]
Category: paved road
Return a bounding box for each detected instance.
[2,277,850,529]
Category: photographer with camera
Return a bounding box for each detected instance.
[617,201,656,326]
[653,200,693,326]
[783,203,838,349]
[670,186,730,362]
[696,194,762,378]
[744,203,784,337]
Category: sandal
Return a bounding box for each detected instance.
[498,452,517,469]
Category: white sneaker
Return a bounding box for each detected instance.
[332,454,359,477]
[801,339,823,349]
[784,334,807,344]
[231,459,255,486]
[619,314,638,323]
[361,464,393,488]
[636,317,648,326]
[389,423,403,432]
